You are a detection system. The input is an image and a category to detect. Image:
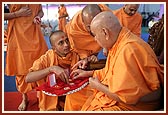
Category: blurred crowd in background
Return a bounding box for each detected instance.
[4,3,164,36]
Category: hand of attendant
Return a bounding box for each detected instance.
[71,58,88,70]
[33,15,41,24]
[70,69,94,80]
[49,66,69,84]
[15,6,32,17]
[71,55,98,70]
[88,55,98,63]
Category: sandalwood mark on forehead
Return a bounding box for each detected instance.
[61,36,65,38]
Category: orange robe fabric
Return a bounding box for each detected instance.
[81,27,164,111]
[64,84,93,111]
[113,7,142,37]
[58,6,68,31]
[4,30,8,44]
[64,4,112,59]
[29,49,82,110]
[5,4,48,93]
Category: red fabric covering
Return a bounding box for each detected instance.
[36,74,89,96]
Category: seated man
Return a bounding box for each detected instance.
[71,11,164,111]
[104,4,142,56]
[25,30,92,111]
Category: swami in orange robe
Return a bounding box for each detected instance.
[63,4,112,111]
[64,4,111,59]
[81,27,164,111]
[58,4,68,31]
[113,5,142,37]
[29,49,80,110]
[5,4,48,110]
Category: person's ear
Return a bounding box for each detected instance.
[102,28,109,41]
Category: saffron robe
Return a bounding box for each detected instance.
[81,27,164,111]
[64,4,111,59]
[29,49,88,110]
[5,4,48,93]
[58,6,68,31]
[4,30,8,44]
[113,8,142,37]
[5,4,48,76]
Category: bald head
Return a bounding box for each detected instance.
[82,4,102,31]
[91,11,121,34]
[60,4,64,7]
[90,11,121,49]
[49,30,64,46]
[82,4,101,18]
[125,4,139,7]
[123,4,140,16]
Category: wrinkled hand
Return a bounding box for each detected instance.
[33,16,41,24]
[17,6,32,17]
[49,66,69,84]
[88,55,98,63]
[70,69,89,80]
[71,58,88,70]
[89,76,100,89]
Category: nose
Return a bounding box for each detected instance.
[64,41,69,47]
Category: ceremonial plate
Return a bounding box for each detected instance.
[37,73,89,96]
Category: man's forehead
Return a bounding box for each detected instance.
[53,32,65,39]
[57,34,67,41]
[55,31,65,36]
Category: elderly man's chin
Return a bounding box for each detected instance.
[128,13,134,16]
[64,49,70,54]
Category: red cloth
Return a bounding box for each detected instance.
[36,74,89,96]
